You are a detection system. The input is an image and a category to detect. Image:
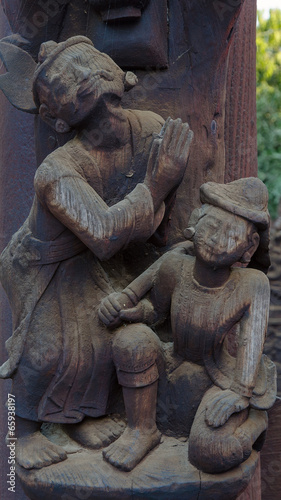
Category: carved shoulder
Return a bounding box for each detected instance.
[156,251,192,292]
[232,267,270,307]
[126,109,164,138]
[34,144,86,203]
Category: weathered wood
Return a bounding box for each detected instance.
[225,0,258,182]
[237,455,261,500]
[0,1,272,499]
[260,398,281,500]
[16,439,260,500]
[98,177,274,476]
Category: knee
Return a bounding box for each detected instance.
[112,324,161,372]
[112,324,162,387]
[189,426,245,473]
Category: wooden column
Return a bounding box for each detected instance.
[224,0,258,182]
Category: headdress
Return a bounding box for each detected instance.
[0,36,137,114]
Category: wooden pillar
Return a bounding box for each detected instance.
[224,0,258,182]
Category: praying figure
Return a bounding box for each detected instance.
[0,35,193,470]
[99,177,276,473]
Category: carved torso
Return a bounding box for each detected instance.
[171,258,248,364]
[151,250,270,397]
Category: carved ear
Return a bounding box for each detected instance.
[39,105,71,133]
[55,119,71,134]
[183,227,195,240]
[241,232,260,263]
[39,104,57,129]
[124,71,138,91]
[0,41,38,114]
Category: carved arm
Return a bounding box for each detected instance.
[231,271,270,399]
[34,159,165,261]
[98,250,181,328]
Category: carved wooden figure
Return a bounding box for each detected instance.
[99,177,276,474]
[0,2,273,499]
[0,35,193,472]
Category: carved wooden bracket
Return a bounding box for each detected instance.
[89,0,168,68]
[90,0,150,21]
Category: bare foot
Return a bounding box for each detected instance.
[103,426,161,472]
[16,431,67,469]
[65,415,126,449]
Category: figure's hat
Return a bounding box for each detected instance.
[200,177,270,273]
[32,36,97,108]
[200,177,270,229]
[34,36,94,87]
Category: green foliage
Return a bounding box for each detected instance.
[256,9,281,218]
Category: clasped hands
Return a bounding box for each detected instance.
[144,117,193,212]
[98,291,148,329]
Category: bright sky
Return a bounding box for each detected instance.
[257,0,281,17]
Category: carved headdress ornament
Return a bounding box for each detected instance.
[0,36,137,114]
[33,36,138,111]
[33,36,94,91]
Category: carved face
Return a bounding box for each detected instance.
[193,206,255,268]
[35,43,125,126]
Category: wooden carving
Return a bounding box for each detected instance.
[0,35,193,472]
[0,2,276,499]
[1,0,168,70]
[98,177,276,474]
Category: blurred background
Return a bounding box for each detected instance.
[256,1,281,397]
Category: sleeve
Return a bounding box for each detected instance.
[122,251,180,324]
[118,250,180,325]
[34,159,160,261]
[230,271,270,398]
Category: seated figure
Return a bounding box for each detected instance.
[0,35,193,470]
[99,177,276,473]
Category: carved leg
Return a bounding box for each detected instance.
[103,382,161,472]
[188,386,268,474]
[15,416,67,469]
[103,324,162,471]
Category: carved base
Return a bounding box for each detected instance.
[17,436,259,500]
